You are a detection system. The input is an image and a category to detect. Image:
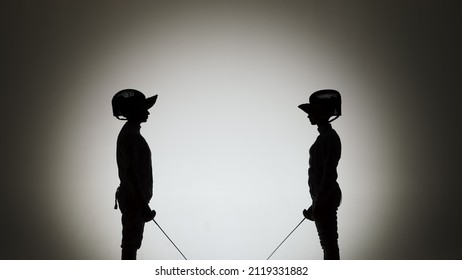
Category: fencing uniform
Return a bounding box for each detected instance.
[308,123,342,260]
[116,121,153,259]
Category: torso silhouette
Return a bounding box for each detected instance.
[308,123,341,201]
[117,121,153,208]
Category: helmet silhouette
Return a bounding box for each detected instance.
[112,89,157,120]
[299,89,341,122]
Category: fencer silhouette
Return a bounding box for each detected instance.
[112,89,158,260]
[299,89,342,260]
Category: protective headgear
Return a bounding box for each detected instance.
[298,89,341,122]
[112,89,158,120]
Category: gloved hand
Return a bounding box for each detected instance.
[303,206,314,221]
[142,209,156,222]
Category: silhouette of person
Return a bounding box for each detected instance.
[299,89,342,260]
[112,89,158,260]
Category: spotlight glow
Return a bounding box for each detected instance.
[3,1,460,259]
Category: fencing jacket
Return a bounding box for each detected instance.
[308,124,341,203]
[116,121,153,212]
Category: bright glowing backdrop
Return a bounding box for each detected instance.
[2,1,461,259]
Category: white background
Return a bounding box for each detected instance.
[1,0,461,259]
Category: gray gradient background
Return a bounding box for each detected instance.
[1,0,461,259]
